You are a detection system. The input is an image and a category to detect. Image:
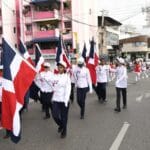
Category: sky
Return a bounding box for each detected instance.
[97,0,150,30]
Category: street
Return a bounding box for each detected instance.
[0,73,150,150]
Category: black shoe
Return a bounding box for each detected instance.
[122,105,127,109]
[60,131,67,139]
[114,108,121,112]
[43,116,50,120]
[58,126,63,133]
[80,115,84,119]
[103,99,107,103]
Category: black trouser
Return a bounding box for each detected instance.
[97,82,107,101]
[41,92,53,117]
[116,87,127,109]
[92,84,99,98]
[52,102,69,133]
[77,87,88,117]
[70,83,75,103]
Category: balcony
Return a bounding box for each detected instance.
[25,30,32,35]
[32,10,59,21]
[31,0,59,4]
[33,28,59,40]
[28,48,56,55]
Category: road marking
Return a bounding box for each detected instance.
[109,122,130,150]
[136,95,143,102]
[145,93,150,99]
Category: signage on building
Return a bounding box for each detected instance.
[106,32,119,46]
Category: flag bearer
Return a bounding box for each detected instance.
[96,58,109,103]
[51,61,71,138]
[74,57,93,119]
[36,62,54,119]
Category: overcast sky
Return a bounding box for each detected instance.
[97,0,150,29]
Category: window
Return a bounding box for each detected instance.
[133,42,147,47]
[13,27,16,33]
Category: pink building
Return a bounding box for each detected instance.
[0,0,98,62]
[21,0,73,61]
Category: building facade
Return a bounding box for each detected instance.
[120,35,150,61]
[98,16,121,61]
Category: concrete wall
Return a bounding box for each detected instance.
[72,0,98,55]
[1,0,17,48]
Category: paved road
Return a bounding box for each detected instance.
[0,73,150,150]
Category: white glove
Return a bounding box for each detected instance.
[65,101,68,107]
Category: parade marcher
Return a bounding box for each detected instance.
[35,62,54,119]
[70,58,77,103]
[113,58,128,112]
[74,57,93,119]
[141,60,148,79]
[96,58,109,103]
[134,60,141,82]
[51,61,71,138]
[109,62,116,81]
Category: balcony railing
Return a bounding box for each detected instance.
[33,10,59,20]
[25,30,32,35]
[33,29,59,39]
[28,48,56,55]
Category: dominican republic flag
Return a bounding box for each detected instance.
[82,43,87,62]
[35,44,45,73]
[54,35,71,73]
[19,39,34,66]
[1,38,36,143]
[29,44,44,101]
[86,38,99,85]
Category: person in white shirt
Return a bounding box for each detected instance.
[51,61,71,138]
[96,58,109,103]
[74,57,93,119]
[35,62,54,119]
[113,58,128,112]
[141,60,148,79]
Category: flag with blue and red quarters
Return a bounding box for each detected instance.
[1,38,36,143]
[86,38,99,85]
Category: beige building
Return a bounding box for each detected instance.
[120,35,150,61]
[98,16,121,61]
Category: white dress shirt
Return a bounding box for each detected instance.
[52,73,71,107]
[73,66,92,93]
[115,65,127,88]
[35,71,54,93]
[96,65,109,83]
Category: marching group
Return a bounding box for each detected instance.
[0,56,150,139]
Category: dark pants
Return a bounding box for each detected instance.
[52,102,69,134]
[77,87,88,117]
[41,92,53,117]
[92,84,99,98]
[116,87,127,109]
[70,83,75,103]
[97,82,107,101]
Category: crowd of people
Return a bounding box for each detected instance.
[0,56,150,139]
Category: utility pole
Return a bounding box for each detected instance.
[60,0,64,35]
[99,9,108,57]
